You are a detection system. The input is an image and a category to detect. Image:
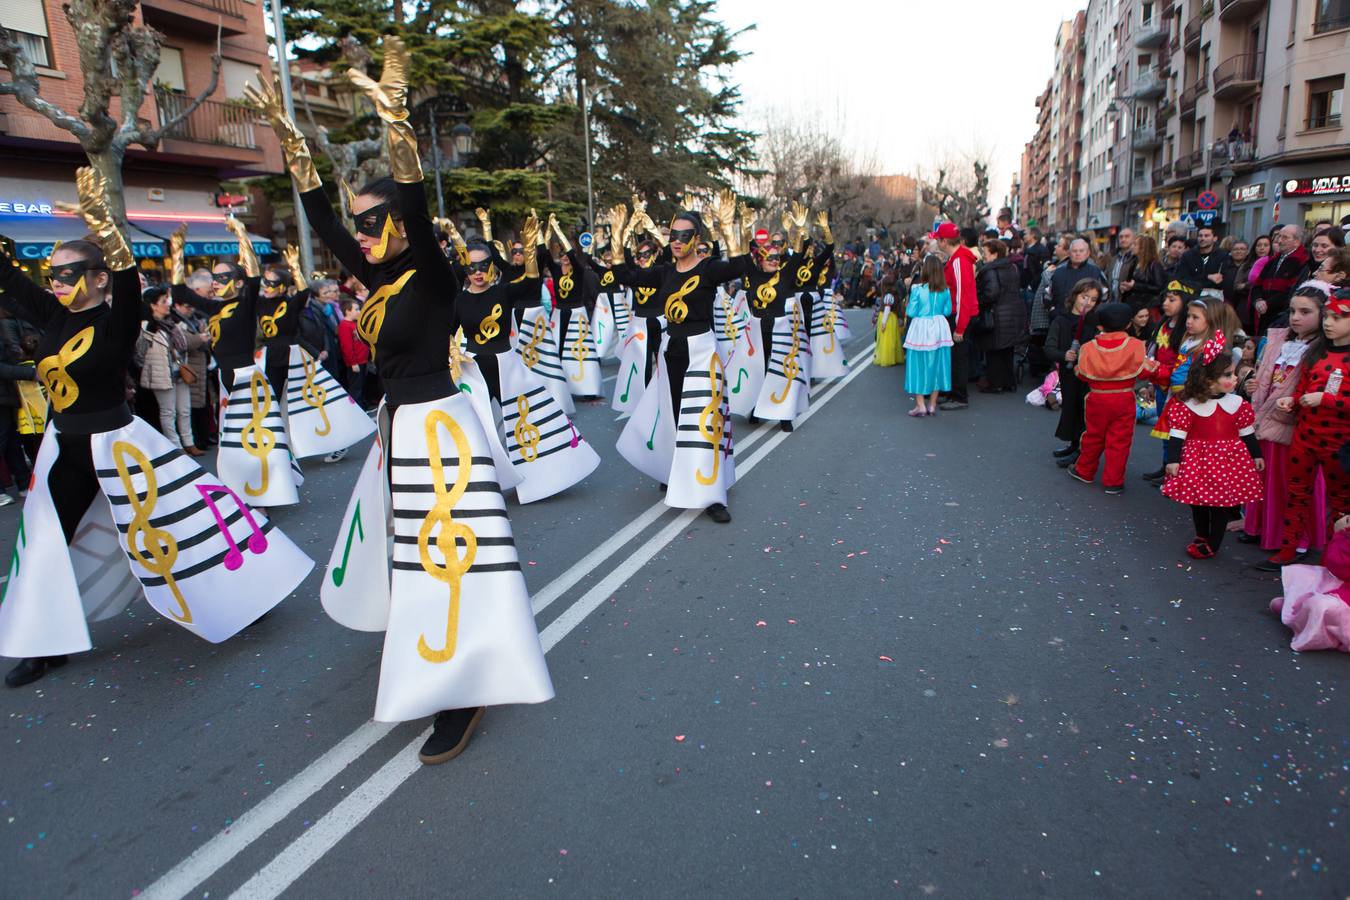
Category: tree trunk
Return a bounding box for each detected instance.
[87,144,129,227]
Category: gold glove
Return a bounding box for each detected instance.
[492,239,506,260]
[60,167,134,272]
[449,328,467,383]
[815,209,833,245]
[440,218,469,266]
[225,217,260,277]
[737,201,753,253]
[284,244,307,289]
[346,36,410,124]
[681,192,696,212]
[475,207,493,243]
[520,214,541,278]
[548,214,572,254]
[630,194,647,225]
[243,75,321,193]
[607,203,628,265]
[169,223,188,286]
[641,211,667,247]
[713,189,740,256]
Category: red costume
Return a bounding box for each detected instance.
[1072,332,1146,488]
[1278,344,1350,555]
[1162,394,1264,506]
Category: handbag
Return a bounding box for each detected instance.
[178,363,198,385]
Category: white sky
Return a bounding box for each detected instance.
[713,0,1088,210]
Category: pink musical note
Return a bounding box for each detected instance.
[197,483,268,570]
[568,423,582,448]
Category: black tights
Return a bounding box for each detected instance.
[557,307,573,365]
[664,334,689,418]
[644,318,662,384]
[474,352,502,406]
[760,316,774,374]
[50,432,100,543]
[1191,505,1238,551]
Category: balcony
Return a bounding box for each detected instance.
[1132,67,1167,99]
[1212,52,1264,100]
[1132,125,1164,149]
[1157,97,1175,124]
[1183,3,1211,49]
[1211,138,1256,163]
[155,90,257,149]
[1154,163,1172,185]
[1219,0,1266,21]
[141,0,250,36]
[1135,17,1169,47]
[1179,75,1207,114]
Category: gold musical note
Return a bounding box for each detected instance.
[514,394,541,461]
[36,326,94,413]
[558,273,574,298]
[754,272,780,310]
[721,292,739,342]
[570,315,590,381]
[113,441,191,623]
[795,260,814,287]
[358,269,416,359]
[300,348,331,436]
[520,315,546,368]
[770,302,803,405]
[664,275,699,324]
[207,302,238,347]
[416,410,477,664]
[695,352,725,486]
[260,301,288,338]
[475,303,503,346]
[601,270,615,288]
[822,304,837,354]
[635,286,657,310]
[240,369,276,497]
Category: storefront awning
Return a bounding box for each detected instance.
[0,214,272,262]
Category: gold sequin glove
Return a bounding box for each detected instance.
[815,209,833,246]
[348,38,421,183]
[520,213,541,278]
[549,214,572,254]
[60,167,135,271]
[169,223,188,286]
[225,217,260,277]
[284,245,307,290]
[243,76,322,193]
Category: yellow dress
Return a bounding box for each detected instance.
[875,303,904,367]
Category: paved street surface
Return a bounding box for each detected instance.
[1,310,1345,899]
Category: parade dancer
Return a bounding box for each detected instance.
[169,223,303,507]
[542,220,603,398]
[248,41,552,764]
[615,191,753,523]
[509,216,574,415]
[0,168,313,688]
[457,220,600,503]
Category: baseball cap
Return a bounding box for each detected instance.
[928,222,960,241]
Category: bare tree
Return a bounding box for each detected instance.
[916,141,994,230]
[0,0,221,223]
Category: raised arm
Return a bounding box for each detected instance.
[0,247,62,327]
[64,167,142,350]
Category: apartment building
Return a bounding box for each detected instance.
[1020,81,1054,228]
[0,0,282,278]
[1046,13,1088,233]
[1080,0,1122,231]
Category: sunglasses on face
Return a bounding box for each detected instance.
[49,260,103,287]
[465,259,493,275]
[669,227,697,244]
[354,202,396,237]
[211,272,236,285]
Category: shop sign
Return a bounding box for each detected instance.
[0,201,54,216]
[1282,175,1350,198]
[16,241,165,260]
[1230,183,1266,204]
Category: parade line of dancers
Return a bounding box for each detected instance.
[0,38,852,765]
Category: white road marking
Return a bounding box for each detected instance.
[224,345,876,900]
[142,335,875,900]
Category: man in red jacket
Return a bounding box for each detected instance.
[933,222,979,409]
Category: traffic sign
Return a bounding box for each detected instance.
[1272,202,1281,223]
[1274,181,1283,201]
[579,231,594,250]
[1197,190,1219,211]
[1181,210,1219,227]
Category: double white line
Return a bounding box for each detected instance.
[142,342,877,900]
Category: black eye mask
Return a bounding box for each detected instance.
[669,227,698,244]
[50,260,102,287]
[262,277,286,290]
[212,271,237,285]
[465,259,493,275]
[355,202,397,237]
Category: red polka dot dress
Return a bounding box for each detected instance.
[1162,394,1265,506]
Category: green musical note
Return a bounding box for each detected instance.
[331,501,364,587]
[1,515,24,604]
[731,369,747,394]
[645,408,660,450]
[459,383,472,394]
[619,363,638,402]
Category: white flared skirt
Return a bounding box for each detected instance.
[284,344,377,458]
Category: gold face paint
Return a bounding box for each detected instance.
[56,275,86,308]
[369,213,401,261]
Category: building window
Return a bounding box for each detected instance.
[1306,75,1344,129]
[1313,0,1350,34]
[0,0,53,68]
[155,47,186,93]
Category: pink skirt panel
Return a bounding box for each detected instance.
[1243,441,1328,552]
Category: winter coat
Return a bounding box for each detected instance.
[1049,260,1106,313]
[137,320,187,392]
[1250,327,1307,445]
[173,310,211,407]
[944,244,980,337]
[0,317,35,407]
[975,257,1027,351]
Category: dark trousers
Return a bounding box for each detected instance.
[191,404,215,447]
[0,412,32,489]
[949,339,971,402]
[664,334,689,420]
[265,361,288,407]
[473,353,501,406]
[760,316,774,374]
[984,347,1016,391]
[644,317,662,384]
[347,367,367,409]
[50,432,99,542]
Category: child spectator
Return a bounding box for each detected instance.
[1070,302,1155,494]
[1143,284,1213,483]
[1161,332,1265,559]
[1271,505,1350,654]
[875,276,903,367]
[1045,278,1103,466]
[902,254,953,416]
[1235,336,1258,399]
[337,298,370,408]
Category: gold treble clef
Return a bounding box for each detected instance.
[520,316,545,368]
[260,301,287,339]
[359,269,416,359]
[664,275,699,324]
[795,260,814,287]
[113,440,191,623]
[416,410,477,664]
[558,273,574,298]
[207,302,238,347]
[822,304,837,354]
[721,293,739,342]
[635,286,657,310]
[514,394,541,461]
[475,303,503,346]
[755,272,780,310]
[240,369,276,497]
[695,352,725,486]
[570,316,590,380]
[601,270,615,288]
[300,348,331,436]
[36,326,94,413]
[770,302,803,404]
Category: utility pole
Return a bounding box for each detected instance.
[428,104,446,220]
[580,75,595,226]
[269,0,314,275]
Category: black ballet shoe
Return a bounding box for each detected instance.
[705,503,731,523]
[418,707,485,765]
[780,421,794,433]
[5,655,68,688]
[1236,532,1262,545]
[747,414,761,424]
[1052,444,1076,458]
[659,483,667,492]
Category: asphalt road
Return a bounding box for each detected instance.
[1,310,1346,899]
